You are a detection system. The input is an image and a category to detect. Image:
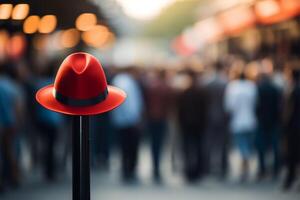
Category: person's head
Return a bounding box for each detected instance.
[157,68,167,80]
[0,60,5,75]
[229,57,245,80]
[215,61,224,72]
[123,65,136,74]
[285,59,300,84]
[292,68,300,83]
[245,61,260,81]
[185,69,198,86]
[115,65,140,80]
[1,60,17,79]
[239,71,246,80]
[260,58,274,78]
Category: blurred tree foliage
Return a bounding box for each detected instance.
[144,0,205,38]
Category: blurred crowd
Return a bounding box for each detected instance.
[1,52,300,195]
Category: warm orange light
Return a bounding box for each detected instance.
[0,4,13,19]
[98,32,116,49]
[282,0,300,11]
[75,13,97,31]
[255,0,300,24]
[60,28,80,48]
[39,15,57,34]
[33,35,48,50]
[12,4,29,20]
[104,32,116,47]
[23,15,40,34]
[116,0,175,20]
[0,30,9,58]
[218,5,256,36]
[82,25,110,48]
[6,33,27,59]
[255,0,280,18]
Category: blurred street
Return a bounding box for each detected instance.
[2,146,299,200]
[1,1,300,199]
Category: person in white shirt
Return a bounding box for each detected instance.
[224,72,257,181]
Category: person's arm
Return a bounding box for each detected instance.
[15,99,24,127]
[224,84,232,114]
[14,85,25,130]
[253,83,259,117]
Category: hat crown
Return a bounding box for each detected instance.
[54,52,107,100]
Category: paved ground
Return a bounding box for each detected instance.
[1,146,299,200]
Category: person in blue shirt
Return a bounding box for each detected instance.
[0,62,24,188]
[33,61,64,181]
[111,67,144,182]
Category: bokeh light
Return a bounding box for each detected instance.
[81,25,110,48]
[115,0,175,20]
[60,28,80,48]
[75,13,97,31]
[38,15,57,34]
[6,33,27,59]
[254,0,280,19]
[12,4,30,20]
[0,4,13,20]
[23,15,40,34]
[218,5,256,36]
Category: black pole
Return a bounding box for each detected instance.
[72,116,90,200]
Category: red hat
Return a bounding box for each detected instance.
[36,52,126,115]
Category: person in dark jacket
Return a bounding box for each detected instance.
[144,69,170,182]
[256,69,283,180]
[283,68,300,189]
[177,70,208,182]
[205,62,229,178]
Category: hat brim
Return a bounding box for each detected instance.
[36,84,126,115]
